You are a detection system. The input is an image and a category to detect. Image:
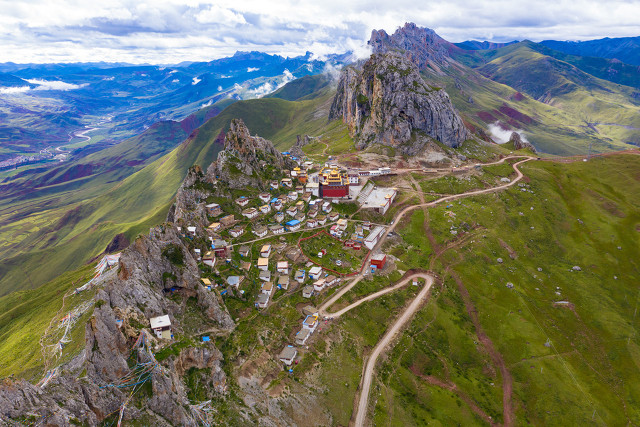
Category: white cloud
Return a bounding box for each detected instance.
[247,67,259,72]
[26,79,87,90]
[192,76,201,85]
[488,122,529,144]
[195,5,246,25]
[217,85,222,91]
[200,99,213,108]
[0,1,638,63]
[248,82,275,97]
[0,86,31,95]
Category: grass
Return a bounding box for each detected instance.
[0,262,96,380]
[372,153,640,425]
[299,231,368,275]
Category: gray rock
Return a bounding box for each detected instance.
[329,52,471,154]
[207,119,293,190]
[497,258,504,264]
[572,266,582,271]
[508,131,537,152]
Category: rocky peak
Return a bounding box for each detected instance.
[368,22,459,70]
[207,118,290,189]
[509,131,537,152]
[329,52,471,154]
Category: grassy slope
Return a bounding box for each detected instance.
[0,89,349,295]
[463,43,640,151]
[425,57,637,155]
[0,262,97,381]
[372,154,640,425]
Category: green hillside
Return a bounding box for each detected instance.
[422,47,640,154]
[0,88,349,296]
[3,152,638,427]
[369,154,640,425]
[266,74,332,101]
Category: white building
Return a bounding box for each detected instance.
[279,345,298,366]
[258,257,269,271]
[309,266,323,280]
[277,261,289,274]
[364,226,385,250]
[150,315,172,340]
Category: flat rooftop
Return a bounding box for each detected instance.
[363,188,397,208]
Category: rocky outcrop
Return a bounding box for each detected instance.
[168,165,210,227]
[290,134,316,158]
[509,131,537,152]
[206,119,292,189]
[368,22,460,70]
[0,222,234,425]
[329,52,471,154]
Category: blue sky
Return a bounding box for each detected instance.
[1,0,639,63]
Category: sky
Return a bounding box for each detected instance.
[1,0,639,64]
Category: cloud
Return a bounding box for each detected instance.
[0,86,32,94]
[488,122,529,144]
[26,79,88,90]
[247,67,259,72]
[246,68,296,98]
[0,1,639,63]
[192,76,201,85]
[195,5,246,25]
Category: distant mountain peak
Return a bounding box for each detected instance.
[368,22,460,69]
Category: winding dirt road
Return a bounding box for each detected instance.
[353,273,434,427]
[315,155,534,427]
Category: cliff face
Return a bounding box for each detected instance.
[0,224,234,426]
[329,52,471,154]
[368,22,460,70]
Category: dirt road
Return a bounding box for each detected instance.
[314,155,534,426]
[353,273,434,427]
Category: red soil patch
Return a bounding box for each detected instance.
[499,104,533,125]
[477,111,498,123]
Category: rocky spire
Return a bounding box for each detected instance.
[329,52,471,154]
[368,22,460,70]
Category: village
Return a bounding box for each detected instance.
[150,154,399,370]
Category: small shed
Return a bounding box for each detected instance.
[302,285,314,298]
[295,328,311,345]
[279,345,298,366]
[302,306,318,316]
[150,315,172,340]
[255,293,269,309]
[309,266,323,280]
[278,275,290,290]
